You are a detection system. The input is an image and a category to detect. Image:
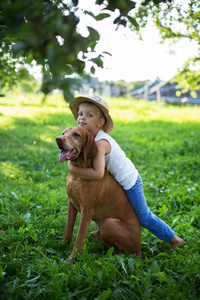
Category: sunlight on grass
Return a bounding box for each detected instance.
[1,92,199,125]
[1,161,24,182]
[108,97,200,124]
[39,134,56,144]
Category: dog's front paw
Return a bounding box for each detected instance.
[69,253,78,264]
[63,253,77,264]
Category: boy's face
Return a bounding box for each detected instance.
[77,103,105,134]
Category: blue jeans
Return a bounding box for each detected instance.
[125,174,174,242]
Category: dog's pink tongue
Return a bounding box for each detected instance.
[59,150,69,162]
[59,150,78,162]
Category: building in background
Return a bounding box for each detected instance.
[75,75,200,105]
[77,77,127,98]
[130,77,200,105]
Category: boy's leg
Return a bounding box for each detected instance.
[125,174,183,249]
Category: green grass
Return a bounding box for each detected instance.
[0,91,200,299]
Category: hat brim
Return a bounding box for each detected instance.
[69,96,114,133]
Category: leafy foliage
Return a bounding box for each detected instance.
[0,55,37,92]
[0,0,169,100]
[0,92,200,299]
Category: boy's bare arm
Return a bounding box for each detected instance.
[67,141,106,180]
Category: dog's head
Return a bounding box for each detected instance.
[56,127,98,164]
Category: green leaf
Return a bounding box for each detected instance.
[91,66,95,74]
[118,19,127,27]
[63,89,74,104]
[159,204,168,215]
[153,0,166,4]
[26,54,34,64]
[156,253,169,258]
[171,216,180,227]
[63,64,74,75]
[83,266,96,277]
[0,265,3,278]
[127,16,139,29]
[141,0,152,5]
[95,13,111,21]
[91,57,104,68]
[117,256,127,274]
[74,59,85,73]
[130,274,141,281]
[149,260,160,275]
[72,0,78,6]
[128,258,135,271]
[102,51,112,56]
[11,191,18,200]
[96,0,104,5]
[85,11,95,18]
[97,289,112,300]
[40,79,54,95]
[106,247,114,257]
[18,226,25,233]
[113,16,121,24]
[87,26,100,41]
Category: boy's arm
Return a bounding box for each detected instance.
[67,140,107,181]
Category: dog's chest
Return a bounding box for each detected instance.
[66,175,85,211]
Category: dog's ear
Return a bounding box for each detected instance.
[83,131,98,162]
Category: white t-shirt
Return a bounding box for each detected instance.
[95,130,138,190]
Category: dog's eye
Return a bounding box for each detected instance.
[73,132,80,137]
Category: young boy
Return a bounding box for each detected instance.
[68,95,184,251]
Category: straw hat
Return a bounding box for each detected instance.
[69,95,114,133]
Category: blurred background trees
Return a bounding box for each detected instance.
[133,0,200,96]
[1,0,199,101]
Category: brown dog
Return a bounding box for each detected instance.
[56,127,141,262]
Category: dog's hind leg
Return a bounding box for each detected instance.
[99,218,141,256]
[90,230,103,243]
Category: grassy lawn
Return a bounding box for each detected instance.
[0,92,200,299]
